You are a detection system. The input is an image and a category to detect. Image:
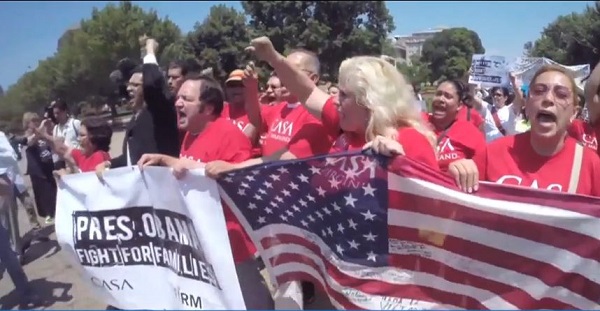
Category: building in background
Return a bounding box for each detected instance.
[57,23,81,51]
[393,27,448,66]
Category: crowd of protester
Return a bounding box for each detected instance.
[2,33,600,308]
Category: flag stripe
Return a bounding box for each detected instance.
[389,174,600,240]
[388,224,598,308]
[259,227,514,309]
[389,190,600,261]
[387,252,574,310]
[389,210,600,282]
[264,238,487,309]
[388,237,583,309]
[392,160,600,217]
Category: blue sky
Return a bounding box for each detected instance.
[0,1,593,90]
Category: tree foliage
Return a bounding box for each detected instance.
[529,3,600,66]
[0,1,397,129]
[0,1,183,128]
[397,56,431,86]
[242,1,395,81]
[185,4,250,82]
[421,27,485,82]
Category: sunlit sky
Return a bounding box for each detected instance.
[0,1,593,89]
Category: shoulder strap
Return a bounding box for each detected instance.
[567,143,584,194]
[72,119,79,137]
[436,121,456,146]
[491,107,506,135]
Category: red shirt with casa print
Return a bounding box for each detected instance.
[424,114,486,172]
[221,102,251,133]
[221,102,262,158]
[567,119,599,152]
[457,106,484,130]
[260,101,335,158]
[323,98,439,170]
[179,117,256,263]
[473,132,600,196]
[71,149,110,172]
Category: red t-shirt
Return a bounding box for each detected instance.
[221,102,261,158]
[324,102,439,171]
[457,106,484,129]
[179,118,256,263]
[567,119,599,152]
[473,132,600,196]
[221,102,251,133]
[260,101,335,158]
[425,115,486,172]
[71,149,110,173]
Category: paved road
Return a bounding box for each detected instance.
[0,130,126,310]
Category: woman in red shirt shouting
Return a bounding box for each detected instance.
[450,65,600,196]
[422,80,486,172]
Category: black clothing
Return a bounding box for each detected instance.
[110,62,179,168]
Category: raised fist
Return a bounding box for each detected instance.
[245,37,278,63]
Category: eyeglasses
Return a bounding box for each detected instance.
[493,93,503,97]
[529,83,572,102]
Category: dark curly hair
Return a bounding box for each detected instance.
[82,117,112,152]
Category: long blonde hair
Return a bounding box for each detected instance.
[337,56,436,148]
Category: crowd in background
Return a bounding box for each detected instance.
[1,32,599,309]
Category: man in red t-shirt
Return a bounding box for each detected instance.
[139,73,273,309]
[205,48,336,178]
[222,69,254,137]
[205,43,334,309]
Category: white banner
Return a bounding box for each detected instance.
[54,167,246,310]
[469,54,510,88]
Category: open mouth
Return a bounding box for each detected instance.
[535,110,557,124]
[431,103,446,117]
[177,110,187,123]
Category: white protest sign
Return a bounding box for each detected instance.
[54,166,245,310]
[469,54,510,88]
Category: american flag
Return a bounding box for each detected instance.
[218,150,600,310]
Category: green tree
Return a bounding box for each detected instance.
[185,4,250,82]
[242,1,395,82]
[0,85,4,98]
[421,27,485,82]
[0,0,184,122]
[160,39,196,68]
[397,56,431,86]
[529,3,600,66]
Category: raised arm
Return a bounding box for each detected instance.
[509,73,525,115]
[246,37,330,120]
[241,62,262,139]
[141,38,176,117]
[584,60,600,123]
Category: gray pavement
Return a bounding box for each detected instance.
[0,130,126,310]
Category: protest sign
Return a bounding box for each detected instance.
[469,54,509,87]
[54,166,245,310]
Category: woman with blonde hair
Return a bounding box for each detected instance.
[450,65,600,196]
[207,37,439,175]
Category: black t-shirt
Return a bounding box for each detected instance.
[25,140,54,178]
